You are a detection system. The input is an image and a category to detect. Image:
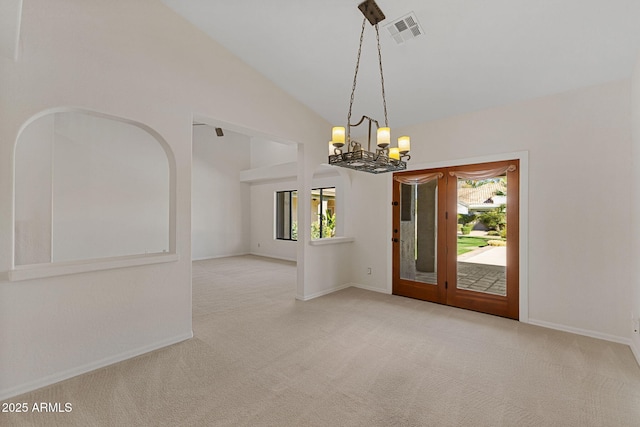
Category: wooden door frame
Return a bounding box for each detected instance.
[388,152,529,322]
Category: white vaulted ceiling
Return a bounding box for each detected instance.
[161,0,640,128]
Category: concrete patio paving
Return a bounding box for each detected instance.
[459,245,506,266]
[414,246,508,296]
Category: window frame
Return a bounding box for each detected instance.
[311,187,336,240]
[275,190,297,241]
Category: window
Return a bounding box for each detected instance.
[275,187,337,241]
[275,190,297,240]
[311,187,336,239]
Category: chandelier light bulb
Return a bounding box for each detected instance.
[398,136,411,154]
[377,127,390,148]
[332,127,345,147]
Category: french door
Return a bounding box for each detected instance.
[392,160,519,319]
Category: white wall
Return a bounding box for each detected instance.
[292,135,350,299]
[0,0,21,61]
[246,137,299,262]
[299,167,352,299]
[350,172,390,290]
[14,113,53,265]
[0,0,335,400]
[51,112,170,262]
[631,54,640,361]
[192,126,250,260]
[250,137,297,169]
[351,80,633,341]
[250,179,298,262]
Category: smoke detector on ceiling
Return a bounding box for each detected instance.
[384,12,424,45]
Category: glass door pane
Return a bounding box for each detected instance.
[399,181,438,284]
[456,174,507,296]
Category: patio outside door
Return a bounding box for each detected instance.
[392,160,519,319]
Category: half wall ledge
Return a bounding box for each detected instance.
[309,237,355,246]
[8,253,179,282]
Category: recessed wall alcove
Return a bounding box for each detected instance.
[13,109,176,272]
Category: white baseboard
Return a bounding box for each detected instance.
[191,252,249,262]
[193,253,296,263]
[296,283,351,301]
[0,332,193,401]
[527,318,631,346]
[296,283,390,301]
[351,283,392,294]
[248,252,296,263]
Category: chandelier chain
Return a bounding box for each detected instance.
[347,18,367,142]
[347,20,389,136]
[375,24,388,128]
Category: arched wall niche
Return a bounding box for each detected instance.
[13,108,176,268]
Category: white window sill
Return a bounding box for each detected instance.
[309,236,355,246]
[8,252,179,282]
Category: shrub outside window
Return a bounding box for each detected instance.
[311,187,336,239]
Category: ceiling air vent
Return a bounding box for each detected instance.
[385,12,423,45]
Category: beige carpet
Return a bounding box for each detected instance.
[2,255,640,426]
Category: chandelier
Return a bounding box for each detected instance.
[328,0,411,174]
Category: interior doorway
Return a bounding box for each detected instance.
[392,160,519,319]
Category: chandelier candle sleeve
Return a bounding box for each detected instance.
[377,127,390,148]
[398,136,410,154]
[332,127,345,146]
